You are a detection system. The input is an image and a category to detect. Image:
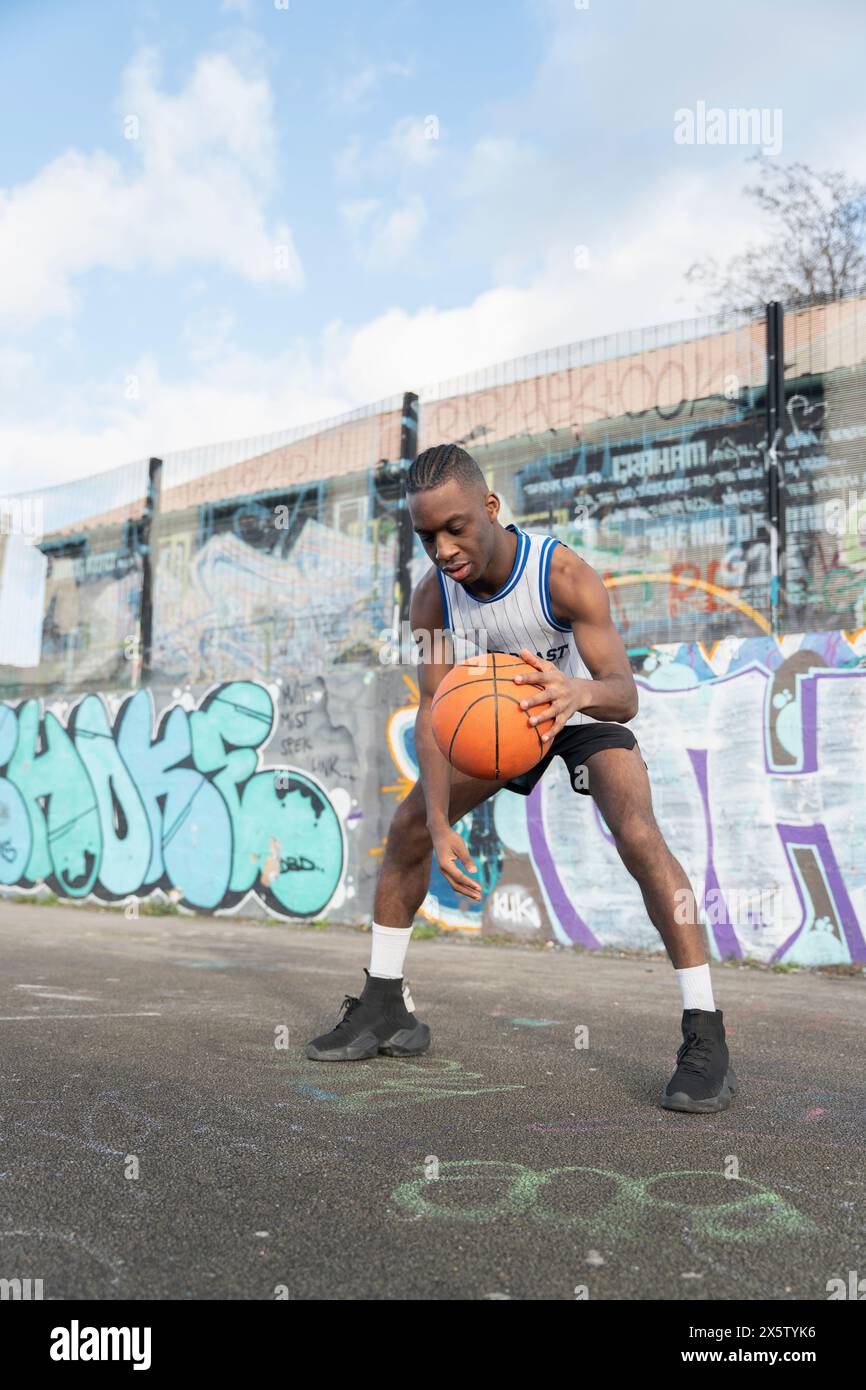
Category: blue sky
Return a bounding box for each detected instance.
[1,0,864,492]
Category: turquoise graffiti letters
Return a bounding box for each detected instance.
[0,682,344,917]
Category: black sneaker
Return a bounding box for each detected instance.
[305,970,431,1061]
[660,1008,739,1113]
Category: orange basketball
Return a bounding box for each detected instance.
[430,652,554,780]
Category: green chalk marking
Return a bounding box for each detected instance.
[391,1160,817,1244]
[283,1057,525,1115]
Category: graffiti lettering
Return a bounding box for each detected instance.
[279,855,319,873]
[0,683,345,918]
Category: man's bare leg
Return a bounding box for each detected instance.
[373,770,505,930]
[586,743,737,1112]
[306,770,502,1061]
[585,743,708,967]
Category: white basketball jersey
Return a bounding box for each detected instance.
[435,524,596,728]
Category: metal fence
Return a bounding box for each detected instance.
[0,398,404,693]
[2,298,865,695]
[416,309,770,646]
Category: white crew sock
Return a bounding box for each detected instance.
[369,921,414,979]
[675,963,716,1012]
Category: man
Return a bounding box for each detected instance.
[306,444,738,1113]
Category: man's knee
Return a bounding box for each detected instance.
[613,814,665,875]
[385,796,433,864]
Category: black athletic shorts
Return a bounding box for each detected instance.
[503,721,639,797]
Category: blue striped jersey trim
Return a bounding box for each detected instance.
[540,537,572,631]
[462,526,529,604]
[435,567,452,630]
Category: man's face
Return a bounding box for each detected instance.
[408,478,498,585]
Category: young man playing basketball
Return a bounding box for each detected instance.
[307,444,739,1113]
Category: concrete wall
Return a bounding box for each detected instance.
[2,627,863,965]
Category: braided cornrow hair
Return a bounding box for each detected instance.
[405,443,488,496]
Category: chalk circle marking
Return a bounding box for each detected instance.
[391,1160,814,1242]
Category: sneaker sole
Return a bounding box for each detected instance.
[305,1023,431,1062]
[379,1023,431,1057]
[659,1068,739,1113]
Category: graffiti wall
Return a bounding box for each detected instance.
[458,372,866,649]
[0,679,359,920]
[150,510,396,683]
[2,630,864,966]
[1,308,864,958]
[381,630,866,966]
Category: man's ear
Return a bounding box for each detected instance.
[485,491,500,523]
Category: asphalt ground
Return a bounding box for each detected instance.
[0,900,864,1303]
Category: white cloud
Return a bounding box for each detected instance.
[181,306,238,363]
[339,197,380,236]
[333,134,364,183]
[337,60,414,108]
[0,47,302,325]
[2,2,851,497]
[339,193,427,268]
[456,135,532,192]
[0,346,36,394]
[335,115,440,183]
[386,115,439,168]
[0,347,349,494]
[0,162,772,496]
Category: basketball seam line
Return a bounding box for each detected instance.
[431,667,529,707]
[444,689,547,770]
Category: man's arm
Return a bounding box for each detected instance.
[514,543,638,738]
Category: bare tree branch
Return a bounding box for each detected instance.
[685,155,866,315]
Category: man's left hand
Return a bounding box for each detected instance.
[512,649,591,742]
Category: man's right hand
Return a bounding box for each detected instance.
[429,823,483,902]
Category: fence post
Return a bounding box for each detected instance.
[765,301,785,635]
[139,456,163,685]
[397,392,419,627]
